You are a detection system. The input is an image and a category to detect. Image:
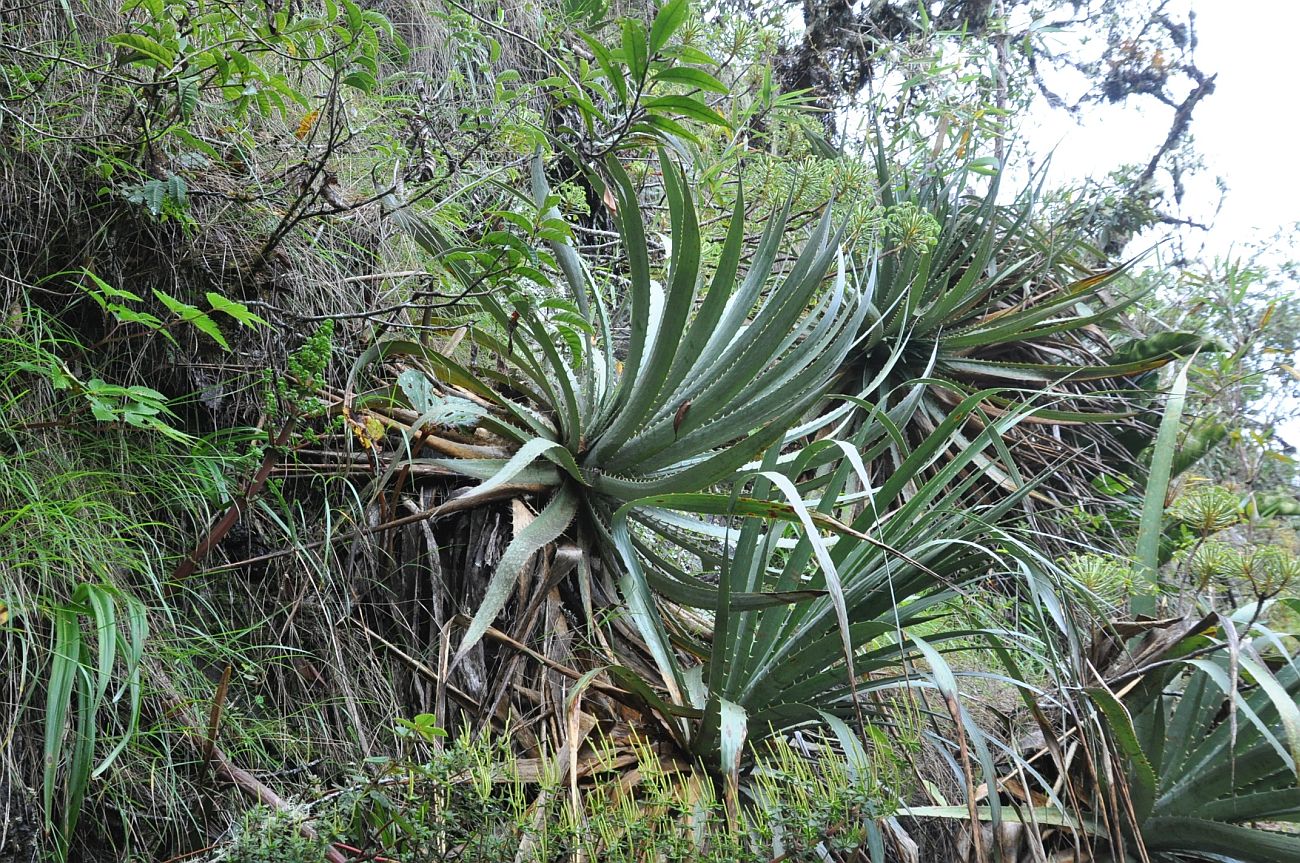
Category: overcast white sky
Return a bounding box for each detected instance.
[832,2,1299,443]
[1022,0,1300,262]
[1017,0,1300,447]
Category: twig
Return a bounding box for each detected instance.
[1134,72,1217,190]
[197,664,233,790]
[169,416,296,588]
[149,667,348,863]
[349,617,479,712]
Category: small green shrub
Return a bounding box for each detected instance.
[211,728,899,863]
[222,806,340,863]
[265,319,335,421]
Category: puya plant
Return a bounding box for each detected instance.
[609,390,1074,796]
[1088,608,1300,862]
[353,147,1082,829]
[925,386,1300,862]
[365,149,863,667]
[835,150,1213,512]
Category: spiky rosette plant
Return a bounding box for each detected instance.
[909,615,1300,863]
[365,151,866,665]
[832,153,1212,515]
[349,152,1089,817]
[610,389,1074,769]
[1108,628,1300,863]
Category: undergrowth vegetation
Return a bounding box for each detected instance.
[216,728,907,863]
[2,1,1298,862]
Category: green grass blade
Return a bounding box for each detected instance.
[1133,362,1188,615]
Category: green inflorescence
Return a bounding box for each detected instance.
[264,319,335,421]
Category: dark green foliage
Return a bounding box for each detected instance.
[377,151,867,670]
[1106,625,1300,862]
[220,730,899,863]
[846,154,1212,514]
[2,2,1295,863]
